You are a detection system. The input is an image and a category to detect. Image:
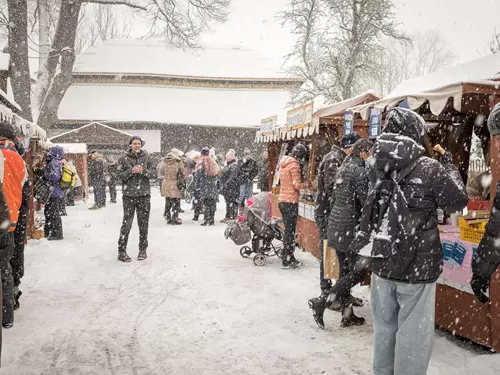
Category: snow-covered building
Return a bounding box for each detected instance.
[55,39,303,154]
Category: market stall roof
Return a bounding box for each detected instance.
[351,53,500,120]
[49,122,132,145]
[313,91,379,122]
[58,84,291,128]
[13,114,48,146]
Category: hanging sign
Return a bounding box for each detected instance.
[272,143,289,187]
[287,103,313,130]
[344,111,354,135]
[369,108,382,138]
[260,115,277,135]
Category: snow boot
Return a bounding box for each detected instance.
[117,251,132,263]
[340,306,365,328]
[13,287,22,311]
[308,297,326,329]
[171,218,182,225]
[89,205,102,210]
[349,295,364,307]
[137,250,148,261]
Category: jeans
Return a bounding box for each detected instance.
[0,233,14,327]
[164,198,180,221]
[371,274,436,375]
[278,202,298,262]
[93,181,106,207]
[224,197,238,220]
[239,182,253,205]
[45,197,64,240]
[118,195,151,253]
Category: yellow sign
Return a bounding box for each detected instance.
[287,103,313,130]
[260,115,277,135]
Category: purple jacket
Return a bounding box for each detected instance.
[45,146,65,199]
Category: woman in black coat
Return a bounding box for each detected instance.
[309,138,373,329]
[220,150,240,222]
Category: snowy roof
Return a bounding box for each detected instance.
[58,84,292,128]
[313,91,379,120]
[74,39,289,80]
[352,53,500,120]
[49,122,132,143]
[53,143,88,154]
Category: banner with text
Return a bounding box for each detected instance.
[260,115,277,134]
[287,103,313,130]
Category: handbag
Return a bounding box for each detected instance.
[35,177,54,205]
[177,166,186,191]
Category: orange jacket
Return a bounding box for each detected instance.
[278,156,308,204]
[0,141,28,232]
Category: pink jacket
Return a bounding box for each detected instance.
[278,156,308,204]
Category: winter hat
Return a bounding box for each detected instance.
[226,149,236,162]
[340,132,361,149]
[129,135,145,146]
[291,143,308,159]
[201,147,210,156]
[383,107,425,144]
[171,148,184,157]
[487,102,500,137]
[0,121,18,142]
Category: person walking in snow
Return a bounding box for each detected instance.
[258,151,269,192]
[238,148,258,207]
[88,151,108,210]
[106,155,118,204]
[159,148,185,225]
[308,138,373,329]
[194,147,219,226]
[278,143,311,269]
[471,103,500,304]
[354,108,467,375]
[116,136,154,262]
[220,149,240,223]
[44,146,65,241]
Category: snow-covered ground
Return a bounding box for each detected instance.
[2,193,500,374]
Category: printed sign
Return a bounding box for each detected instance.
[439,232,475,295]
[369,108,382,138]
[442,240,454,263]
[287,103,313,130]
[451,240,467,267]
[344,111,354,135]
[260,115,277,134]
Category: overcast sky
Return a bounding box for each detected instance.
[195,0,500,64]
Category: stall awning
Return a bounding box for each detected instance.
[313,91,379,122]
[255,122,320,143]
[13,114,48,148]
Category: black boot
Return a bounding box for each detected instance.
[340,306,365,327]
[118,251,132,262]
[308,297,327,329]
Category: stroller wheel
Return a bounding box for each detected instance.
[253,254,267,267]
[240,246,252,258]
[274,245,284,259]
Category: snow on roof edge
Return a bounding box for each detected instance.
[49,121,133,141]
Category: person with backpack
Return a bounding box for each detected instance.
[88,151,108,210]
[278,143,311,269]
[348,108,467,375]
[194,147,219,226]
[309,138,373,328]
[238,148,259,207]
[315,132,360,297]
[44,146,65,241]
[106,156,118,204]
[159,148,185,225]
[64,160,81,206]
[220,149,240,223]
[116,136,154,262]
[471,103,500,304]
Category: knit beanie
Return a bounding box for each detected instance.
[487,102,500,137]
[383,107,425,144]
[0,121,18,141]
[340,132,361,149]
[201,147,210,156]
[226,149,236,162]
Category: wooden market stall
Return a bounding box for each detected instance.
[254,93,380,258]
[350,53,500,351]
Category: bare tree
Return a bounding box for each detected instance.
[279,0,409,105]
[488,29,500,54]
[6,0,229,130]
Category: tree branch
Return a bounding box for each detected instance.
[83,0,147,11]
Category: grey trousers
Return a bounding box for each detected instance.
[371,274,436,375]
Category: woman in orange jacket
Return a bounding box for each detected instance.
[278,143,311,269]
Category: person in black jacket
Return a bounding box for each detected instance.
[106,155,118,204]
[116,136,154,262]
[309,138,372,328]
[258,151,269,192]
[238,148,258,207]
[471,104,500,303]
[88,151,108,210]
[315,133,359,295]
[220,150,240,222]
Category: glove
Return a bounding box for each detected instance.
[470,274,490,303]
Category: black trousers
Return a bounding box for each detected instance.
[0,233,14,326]
[94,181,106,207]
[224,197,238,220]
[11,232,25,287]
[202,198,216,224]
[45,197,64,240]
[109,181,117,202]
[66,187,76,206]
[118,195,151,253]
[278,202,299,261]
[328,251,366,307]
[164,198,180,221]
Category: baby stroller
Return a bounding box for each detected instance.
[225,192,285,266]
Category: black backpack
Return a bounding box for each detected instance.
[350,158,423,277]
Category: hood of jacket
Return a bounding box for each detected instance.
[371,133,425,173]
[280,155,299,169]
[49,146,64,160]
[164,152,181,163]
